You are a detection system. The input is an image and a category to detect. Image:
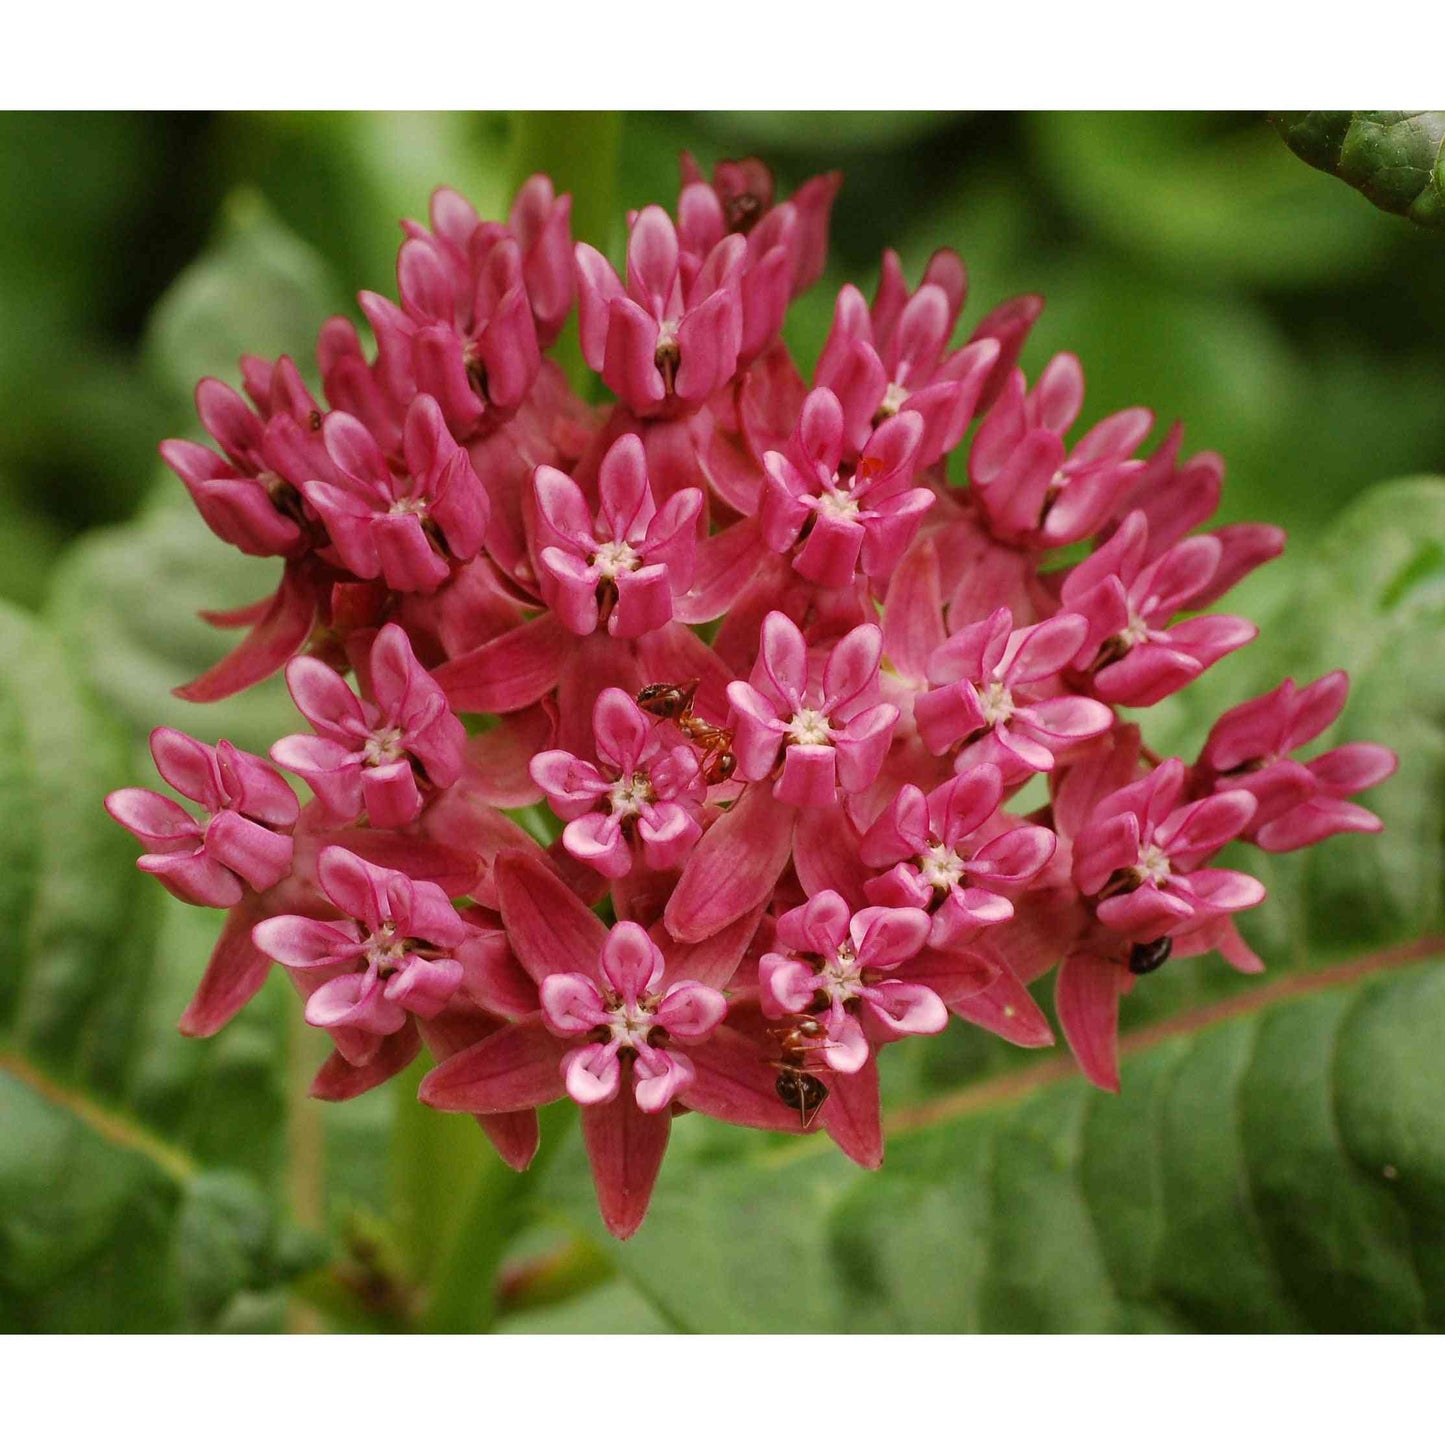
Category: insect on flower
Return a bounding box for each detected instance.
[636,679,738,784]
[769,1014,832,1127]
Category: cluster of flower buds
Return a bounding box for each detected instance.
[108,156,1396,1239]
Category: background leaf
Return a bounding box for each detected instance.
[537,952,1445,1333]
[0,602,309,1330]
[1272,111,1445,230]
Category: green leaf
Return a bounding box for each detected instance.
[0,602,304,1329]
[545,952,1445,1332]
[47,486,297,756]
[1272,112,1445,231]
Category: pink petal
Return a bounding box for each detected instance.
[419,1015,571,1113]
[1055,951,1123,1093]
[863,979,948,1036]
[663,782,796,943]
[631,1048,696,1113]
[950,963,1054,1047]
[178,898,273,1037]
[433,613,572,714]
[682,1024,810,1132]
[823,1056,884,1168]
[599,920,666,1000]
[564,1041,624,1105]
[582,1085,672,1239]
[495,851,610,984]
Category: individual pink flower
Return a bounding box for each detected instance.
[815,248,1003,465]
[419,854,800,1237]
[304,394,490,592]
[160,356,331,558]
[913,605,1114,774]
[727,613,899,807]
[270,623,465,828]
[861,768,1057,948]
[1071,758,1264,943]
[531,432,702,638]
[393,187,547,439]
[676,156,840,363]
[530,687,705,878]
[403,177,574,348]
[678,152,840,296]
[1196,671,1397,851]
[252,846,483,1054]
[540,923,726,1111]
[575,204,744,415]
[760,891,980,1073]
[106,728,297,908]
[1061,510,1258,707]
[968,355,1151,549]
[759,387,931,590]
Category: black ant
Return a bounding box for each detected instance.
[768,1015,831,1128]
[1127,938,1173,976]
[636,680,737,785]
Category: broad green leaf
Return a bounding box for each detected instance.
[46,485,297,756]
[1272,112,1445,230]
[0,602,306,1329]
[498,1277,670,1334]
[544,955,1445,1332]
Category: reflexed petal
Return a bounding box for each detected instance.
[419,1015,571,1113]
[1056,951,1124,1093]
[581,1085,671,1240]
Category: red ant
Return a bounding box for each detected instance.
[767,1015,832,1128]
[636,680,737,785]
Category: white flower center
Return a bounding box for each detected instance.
[593,539,642,578]
[1134,842,1172,886]
[389,496,429,517]
[607,772,653,818]
[362,726,407,766]
[602,994,658,1050]
[786,707,834,747]
[365,921,408,974]
[1119,612,1150,649]
[918,842,967,891]
[878,381,910,416]
[817,942,865,1006]
[978,680,1015,726]
[815,487,861,521]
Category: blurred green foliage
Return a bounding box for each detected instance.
[2,112,1444,1333]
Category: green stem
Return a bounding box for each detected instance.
[418,1100,573,1333]
[388,1054,486,1287]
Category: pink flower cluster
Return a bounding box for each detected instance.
[108,156,1396,1240]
